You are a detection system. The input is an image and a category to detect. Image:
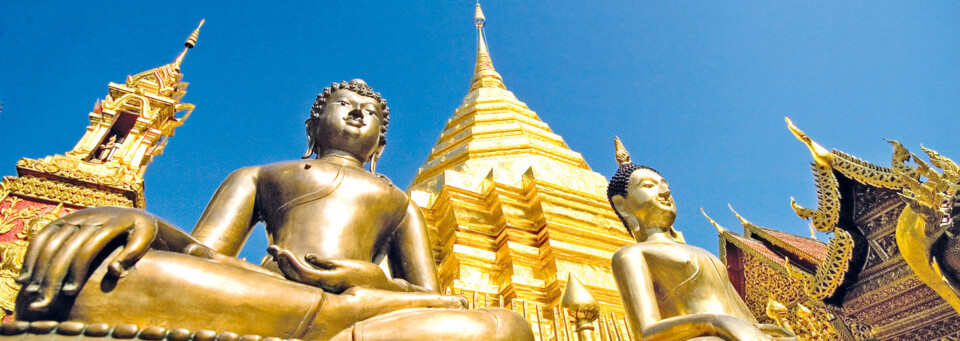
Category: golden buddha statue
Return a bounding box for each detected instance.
[606,137,794,340]
[11,80,534,341]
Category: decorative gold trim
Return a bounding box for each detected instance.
[806,229,854,300]
[790,163,840,234]
[17,157,143,192]
[830,150,905,190]
[1,176,134,208]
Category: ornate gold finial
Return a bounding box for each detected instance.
[174,19,205,68]
[474,3,485,28]
[765,296,789,319]
[469,3,505,92]
[701,208,726,234]
[561,274,600,341]
[808,224,817,240]
[796,303,814,319]
[785,117,834,167]
[614,136,632,166]
[185,19,205,48]
[765,296,795,335]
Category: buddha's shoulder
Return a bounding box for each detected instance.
[613,241,694,259]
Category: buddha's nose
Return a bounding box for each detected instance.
[348,109,363,119]
[658,185,671,198]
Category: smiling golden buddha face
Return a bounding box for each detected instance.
[616,168,677,235]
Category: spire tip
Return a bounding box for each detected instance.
[474,3,486,28]
[184,19,205,49]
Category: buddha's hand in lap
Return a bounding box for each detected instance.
[268,245,394,294]
[16,206,206,312]
[712,315,779,341]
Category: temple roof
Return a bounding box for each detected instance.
[749,226,826,264]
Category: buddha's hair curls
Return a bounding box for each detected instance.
[606,163,660,231]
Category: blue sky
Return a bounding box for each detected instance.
[1,1,958,263]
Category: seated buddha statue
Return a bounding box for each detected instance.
[12,80,534,341]
[606,138,795,341]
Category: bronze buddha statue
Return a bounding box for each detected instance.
[12,80,534,341]
[606,137,795,341]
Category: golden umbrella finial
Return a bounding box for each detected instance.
[185,19,205,48]
[174,19,205,68]
[614,136,632,166]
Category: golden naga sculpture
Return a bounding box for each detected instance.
[893,145,960,313]
[607,137,795,340]
[9,80,534,341]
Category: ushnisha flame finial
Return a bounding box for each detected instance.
[174,19,205,69]
[614,136,632,166]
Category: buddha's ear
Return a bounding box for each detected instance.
[611,195,628,218]
[302,118,319,159]
[369,143,386,174]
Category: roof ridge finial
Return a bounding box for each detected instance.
[174,19,205,69]
[701,208,727,235]
[614,136,632,166]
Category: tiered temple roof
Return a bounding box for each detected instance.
[717,119,960,340]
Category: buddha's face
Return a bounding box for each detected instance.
[316,90,384,161]
[614,168,677,236]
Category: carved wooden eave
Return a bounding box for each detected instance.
[784,118,917,303]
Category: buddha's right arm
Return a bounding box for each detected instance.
[611,245,661,339]
[191,166,262,257]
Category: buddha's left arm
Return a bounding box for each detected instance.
[386,200,441,293]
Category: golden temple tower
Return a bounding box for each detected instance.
[408,5,633,337]
[0,21,204,318]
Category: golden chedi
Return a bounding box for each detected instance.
[606,137,795,340]
[9,80,534,341]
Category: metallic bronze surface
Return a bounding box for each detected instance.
[11,80,533,340]
[607,139,796,340]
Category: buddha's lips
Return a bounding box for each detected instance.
[344,116,365,128]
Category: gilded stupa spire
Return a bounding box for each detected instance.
[470,3,505,91]
[408,4,634,325]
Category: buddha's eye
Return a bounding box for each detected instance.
[338,100,349,106]
[641,182,655,188]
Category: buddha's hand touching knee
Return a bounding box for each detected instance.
[268,245,391,294]
[16,207,201,313]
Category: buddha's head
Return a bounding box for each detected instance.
[607,138,683,243]
[303,79,390,171]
